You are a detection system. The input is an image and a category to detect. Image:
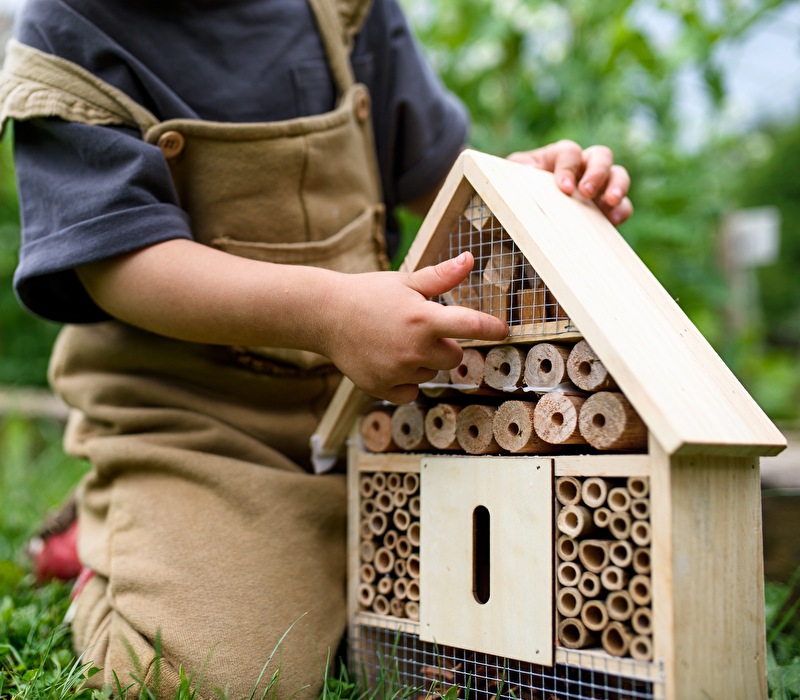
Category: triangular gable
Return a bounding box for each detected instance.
[311,150,785,470]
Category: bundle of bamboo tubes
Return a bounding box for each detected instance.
[357,471,421,620]
[554,475,653,661]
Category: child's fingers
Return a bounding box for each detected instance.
[405,251,475,299]
[434,303,508,343]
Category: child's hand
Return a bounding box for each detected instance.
[321,252,508,404]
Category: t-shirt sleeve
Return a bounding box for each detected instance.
[12,118,192,323]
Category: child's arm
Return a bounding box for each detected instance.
[76,242,506,404]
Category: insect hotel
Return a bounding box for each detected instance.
[311,150,787,700]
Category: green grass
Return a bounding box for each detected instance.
[1,413,798,699]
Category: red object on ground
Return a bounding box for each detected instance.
[29,519,82,583]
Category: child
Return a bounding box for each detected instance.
[0,0,631,696]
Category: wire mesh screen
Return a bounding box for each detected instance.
[437,194,573,337]
[350,624,663,700]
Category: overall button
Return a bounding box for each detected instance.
[355,89,371,123]
[157,131,185,159]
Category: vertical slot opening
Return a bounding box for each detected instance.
[473,505,491,604]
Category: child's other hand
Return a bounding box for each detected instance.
[507,141,633,226]
[323,252,508,404]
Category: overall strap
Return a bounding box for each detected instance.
[307,0,366,95]
[0,39,159,137]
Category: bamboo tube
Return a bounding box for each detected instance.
[629,574,652,606]
[359,540,376,564]
[555,476,582,506]
[579,571,602,599]
[609,540,633,568]
[358,583,375,608]
[449,348,487,388]
[630,634,654,662]
[407,553,420,579]
[558,618,596,649]
[582,477,608,508]
[392,489,408,508]
[578,540,611,573]
[631,520,652,547]
[396,535,412,559]
[368,511,388,537]
[630,498,650,520]
[360,498,376,519]
[389,598,405,618]
[383,530,398,550]
[456,404,502,454]
[406,578,420,601]
[524,343,571,388]
[600,565,629,592]
[608,512,632,540]
[394,558,407,579]
[607,486,632,513]
[632,547,651,574]
[371,473,387,491]
[580,599,609,632]
[373,594,390,616]
[627,476,650,499]
[374,547,395,575]
[492,400,554,454]
[601,621,632,657]
[359,519,372,541]
[393,509,410,532]
[386,472,402,491]
[359,562,376,584]
[632,607,654,636]
[424,403,462,451]
[376,576,393,596]
[393,577,410,600]
[557,505,594,538]
[405,601,420,621]
[408,495,421,518]
[375,490,395,514]
[360,409,397,453]
[360,475,376,499]
[556,587,584,618]
[556,535,579,562]
[484,345,527,391]
[407,521,421,548]
[578,392,647,451]
[557,561,583,588]
[391,403,432,452]
[566,340,618,392]
[606,590,635,621]
[403,473,419,495]
[593,507,612,529]
[533,393,586,445]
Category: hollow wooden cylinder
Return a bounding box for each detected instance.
[408,495,421,518]
[403,473,420,495]
[376,576,393,596]
[555,475,582,506]
[392,489,408,508]
[396,535,413,559]
[360,498,376,519]
[391,403,432,452]
[582,477,608,508]
[449,348,487,387]
[456,404,501,454]
[484,345,527,391]
[578,392,647,451]
[371,473,387,491]
[581,599,609,632]
[393,577,409,600]
[394,558,407,579]
[579,571,602,599]
[359,540,376,564]
[557,505,594,538]
[361,409,397,453]
[631,520,652,546]
[407,553,420,579]
[407,521,421,548]
[389,598,405,618]
[393,508,410,532]
[593,507,611,529]
[606,590,635,621]
[383,530,398,549]
[632,606,654,636]
[374,490,395,514]
[533,393,586,445]
[556,535,579,562]
[631,498,650,520]
[368,511,388,537]
[629,574,652,606]
[373,594,390,616]
[578,539,611,573]
[373,547,395,575]
[600,565,629,592]
[524,343,571,389]
[609,540,634,568]
[632,547,652,574]
[557,561,583,588]
[608,511,632,540]
[492,400,553,454]
[630,634,654,662]
[358,583,376,608]
[406,579,420,601]
[607,486,632,513]
[567,340,618,392]
[556,587,584,617]
[627,476,650,499]
[359,519,373,541]
[557,618,596,650]
[601,621,632,657]
[359,475,376,499]
[359,562,376,584]
[386,473,402,491]
[405,601,420,621]
[424,403,462,451]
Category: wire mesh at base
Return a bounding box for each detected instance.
[350,625,662,700]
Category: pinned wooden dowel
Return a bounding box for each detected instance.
[361,409,397,453]
[391,403,432,452]
[524,343,571,388]
[632,607,654,636]
[557,561,583,588]
[593,507,612,529]
[567,340,618,392]
[373,594,390,616]
[600,565,629,592]
[630,498,650,520]
[609,540,633,568]
[424,403,462,451]
[631,520,652,546]
[533,393,586,445]
[359,562,376,584]
[556,476,582,506]
[456,404,502,454]
[558,618,596,649]
[579,571,602,599]
[492,400,554,454]
[606,590,635,622]
[629,575,652,606]
[601,621,632,657]
[373,547,395,575]
[632,547,652,574]
[358,583,376,608]
[484,345,526,391]
[582,477,608,508]
[627,476,650,499]
[607,487,632,513]
[450,348,488,388]
[556,587,584,618]
[581,599,609,632]
[557,505,594,538]
[630,634,654,662]
[578,392,647,451]
[556,535,579,562]
[578,540,611,573]
[608,511,632,540]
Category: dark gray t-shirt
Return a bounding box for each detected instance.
[10,0,469,322]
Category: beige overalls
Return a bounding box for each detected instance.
[0,0,387,696]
